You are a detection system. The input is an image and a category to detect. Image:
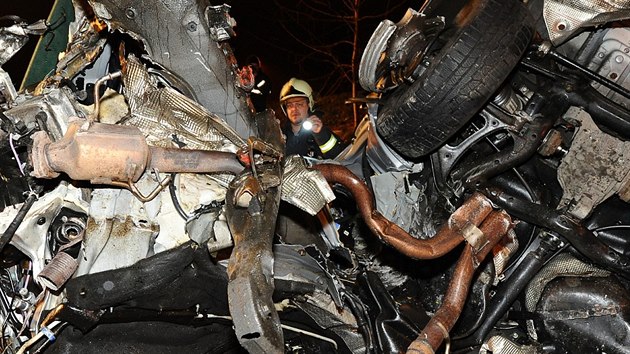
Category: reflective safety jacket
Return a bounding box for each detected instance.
[282,124,346,159]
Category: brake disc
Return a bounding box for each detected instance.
[359,9,445,93]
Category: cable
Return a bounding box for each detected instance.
[0,190,39,253]
[16,321,61,354]
[31,322,67,354]
[343,291,376,353]
[546,48,630,100]
[594,225,630,232]
[281,323,338,350]
[0,271,22,328]
[199,313,339,350]
[8,135,26,177]
[168,173,191,221]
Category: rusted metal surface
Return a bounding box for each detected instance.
[537,129,565,157]
[226,173,283,353]
[226,110,285,353]
[37,251,79,291]
[38,231,85,291]
[148,147,244,175]
[312,163,516,353]
[557,107,630,219]
[30,120,244,185]
[31,121,149,184]
[311,164,494,259]
[407,210,514,354]
[492,230,519,276]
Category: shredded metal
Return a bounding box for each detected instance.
[281,157,336,216]
[121,55,245,151]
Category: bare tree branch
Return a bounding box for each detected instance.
[266,0,413,128]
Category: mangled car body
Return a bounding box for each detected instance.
[1,0,630,353]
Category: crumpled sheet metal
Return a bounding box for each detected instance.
[544,0,630,45]
[557,107,630,219]
[122,55,244,150]
[524,252,610,312]
[371,170,424,234]
[3,87,82,141]
[481,336,539,354]
[281,157,336,216]
[88,0,255,140]
[76,175,163,276]
[0,68,17,104]
[0,24,31,66]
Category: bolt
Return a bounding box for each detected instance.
[37,217,46,225]
[610,73,618,80]
[557,22,567,31]
[186,21,198,32]
[598,52,605,58]
[125,7,136,19]
[615,55,624,64]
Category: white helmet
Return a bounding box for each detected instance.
[279,78,315,113]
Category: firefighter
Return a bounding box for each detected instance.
[279,78,345,158]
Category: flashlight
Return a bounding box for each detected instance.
[302,120,313,131]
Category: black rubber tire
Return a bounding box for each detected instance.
[375,0,535,158]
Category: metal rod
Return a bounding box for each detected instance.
[90,71,122,122]
[483,188,630,277]
[546,49,630,100]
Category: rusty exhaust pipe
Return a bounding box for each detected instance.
[148,146,243,175]
[311,164,494,259]
[311,163,516,353]
[406,210,513,354]
[31,120,244,184]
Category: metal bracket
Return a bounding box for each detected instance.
[111,171,172,203]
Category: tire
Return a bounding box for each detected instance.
[375,0,535,158]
